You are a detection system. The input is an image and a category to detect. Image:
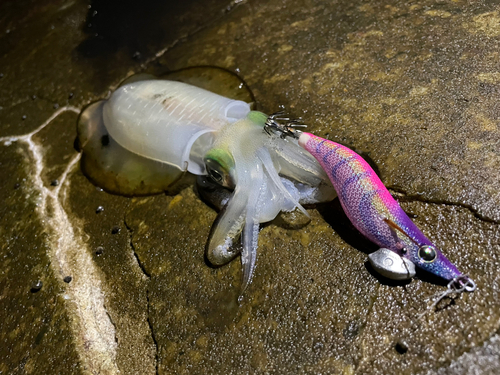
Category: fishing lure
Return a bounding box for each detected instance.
[265,117,476,297]
[77,75,336,291]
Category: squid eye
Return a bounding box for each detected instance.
[208,168,223,183]
[204,149,235,189]
[418,245,437,263]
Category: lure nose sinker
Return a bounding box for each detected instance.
[368,248,416,280]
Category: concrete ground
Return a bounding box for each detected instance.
[1,0,499,374]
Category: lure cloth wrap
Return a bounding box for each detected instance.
[298,132,461,281]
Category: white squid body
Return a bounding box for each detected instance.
[79,78,335,290]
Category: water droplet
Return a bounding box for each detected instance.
[395,339,409,354]
[31,280,43,293]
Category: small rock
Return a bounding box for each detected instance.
[68,92,74,99]
[22,115,26,120]
[277,208,311,229]
[50,179,59,186]
[111,226,120,234]
[95,246,104,255]
[63,276,72,283]
[14,183,20,189]
[95,206,104,214]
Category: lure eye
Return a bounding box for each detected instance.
[418,245,437,263]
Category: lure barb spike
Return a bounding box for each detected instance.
[264,112,306,138]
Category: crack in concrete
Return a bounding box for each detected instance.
[353,283,382,375]
[389,186,500,225]
[147,289,160,375]
[0,106,121,374]
[124,217,151,279]
[124,217,158,374]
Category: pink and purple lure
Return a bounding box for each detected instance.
[265,116,475,294]
[298,132,462,281]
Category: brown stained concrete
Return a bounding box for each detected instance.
[166,0,500,223]
[0,143,81,374]
[0,0,239,373]
[1,0,500,374]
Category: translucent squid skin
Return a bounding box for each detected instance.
[78,77,337,291]
[298,132,462,282]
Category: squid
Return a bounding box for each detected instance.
[77,73,336,290]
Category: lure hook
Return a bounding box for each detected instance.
[264,112,306,138]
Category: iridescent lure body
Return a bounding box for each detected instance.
[265,117,476,295]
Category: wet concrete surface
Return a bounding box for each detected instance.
[1,0,500,374]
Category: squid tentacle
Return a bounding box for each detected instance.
[241,162,266,291]
[256,147,309,217]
